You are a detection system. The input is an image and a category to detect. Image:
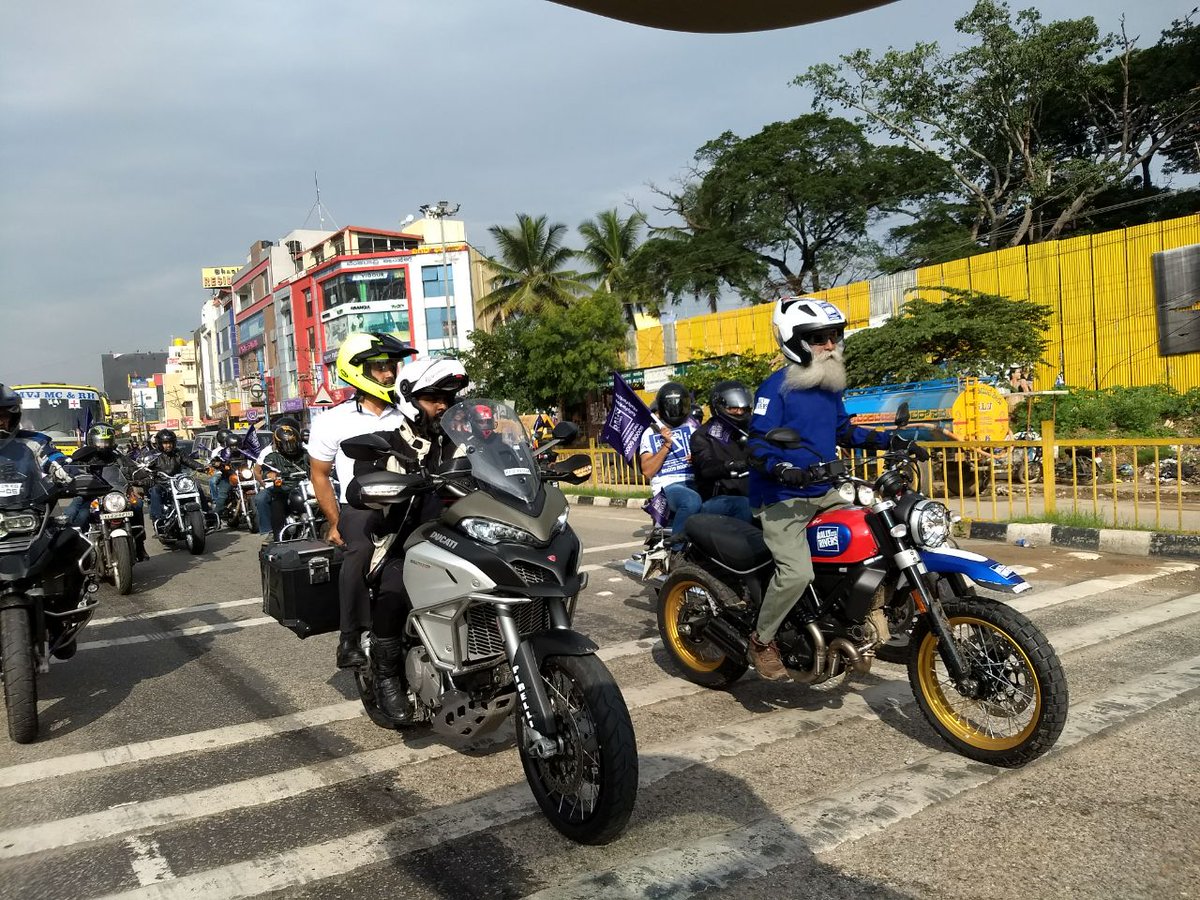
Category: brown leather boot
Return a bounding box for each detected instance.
[749,632,788,681]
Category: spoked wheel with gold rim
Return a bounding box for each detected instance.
[657,564,748,687]
[907,596,1068,767]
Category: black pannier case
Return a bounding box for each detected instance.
[260,539,342,638]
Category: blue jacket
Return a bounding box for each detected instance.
[14,430,67,473]
[747,367,885,507]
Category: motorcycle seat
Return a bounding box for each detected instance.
[683,514,773,573]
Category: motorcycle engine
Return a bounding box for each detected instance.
[405,647,443,708]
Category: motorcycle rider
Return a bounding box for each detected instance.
[0,383,70,480]
[146,428,210,524]
[255,418,308,537]
[639,381,702,547]
[208,428,248,526]
[746,297,927,680]
[65,423,150,561]
[355,356,470,722]
[689,380,754,524]
[308,332,417,669]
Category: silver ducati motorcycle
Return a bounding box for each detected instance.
[341,401,637,844]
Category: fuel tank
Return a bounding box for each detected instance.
[807,507,879,565]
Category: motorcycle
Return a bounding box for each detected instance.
[274,476,324,542]
[655,404,1069,768]
[0,438,107,742]
[79,461,141,595]
[141,467,209,555]
[213,456,259,533]
[341,405,637,844]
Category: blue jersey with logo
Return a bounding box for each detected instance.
[639,422,697,490]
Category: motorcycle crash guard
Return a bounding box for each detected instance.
[511,630,601,738]
[919,547,1030,594]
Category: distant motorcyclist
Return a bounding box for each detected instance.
[208,428,247,525]
[255,419,308,537]
[146,428,208,523]
[0,382,70,481]
[689,380,754,524]
[65,423,150,561]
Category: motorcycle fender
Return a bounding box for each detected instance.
[527,629,600,664]
[183,502,201,512]
[919,547,1030,594]
[109,528,130,539]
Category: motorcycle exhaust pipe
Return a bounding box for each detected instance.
[699,616,749,661]
[791,622,827,684]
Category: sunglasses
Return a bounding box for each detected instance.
[807,330,841,346]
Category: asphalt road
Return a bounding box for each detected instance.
[1,506,1198,900]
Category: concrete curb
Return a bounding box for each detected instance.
[564,494,640,509]
[962,520,1200,559]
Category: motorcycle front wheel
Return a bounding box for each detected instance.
[1,607,38,743]
[658,565,749,686]
[908,596,1068,767]
[185,510,206,555]
[517,653,637,845]
[113,536,134,595]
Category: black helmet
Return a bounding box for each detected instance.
[709,380,753,428]
[273,422,301,455]
[655,382,690,428]
[300,427,310,444]
[86,423,117,451]
[0,383,21,438]
[689,405,705,425]
[154,428,177,453]
[215,427,239,450]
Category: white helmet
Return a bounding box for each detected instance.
[395,358,470,422]
[773,296,847,366]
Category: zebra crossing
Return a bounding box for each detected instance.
[1,536,1197,900]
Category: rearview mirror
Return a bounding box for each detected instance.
[340,433,393,461]
[552,421,579,442]
[765,427,803,449]
[345,471,428,509]
[549,453,593,484]
[895,401,911,429]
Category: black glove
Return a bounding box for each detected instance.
[773,463,809,488]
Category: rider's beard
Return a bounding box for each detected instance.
[784,346,847,393]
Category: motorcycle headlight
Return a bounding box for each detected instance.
[856,485,876,506]
[174,475,197,494]
[908,499,951,548]
[459,517,538,546]
[553,507,569,535]
[102,491,128,513]
[837,483,857,504]
[240,467,255,480]
[0,512,38,539]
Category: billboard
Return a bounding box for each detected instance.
[201,266,245,289]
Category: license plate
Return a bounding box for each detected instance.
[100,511,133,520]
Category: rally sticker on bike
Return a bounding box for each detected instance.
[504,467,531,476]
[815,525,842,553]
[754,397,770,415]
[990,563,1016,579]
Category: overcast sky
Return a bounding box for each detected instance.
[0,0,1187,387]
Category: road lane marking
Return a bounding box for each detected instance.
[1051,593,1200,654]
[528,655,1200,900]
[581,540,645,555]
[124,835,175,886]
[1010,564,1197,614]
[93,656,1200,900]
[92,599,262,628]
[6,595,1199,858]
[77,618,277,651]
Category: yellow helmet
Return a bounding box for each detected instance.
[335,332,417,403]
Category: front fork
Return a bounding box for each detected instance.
[496,605,560,758]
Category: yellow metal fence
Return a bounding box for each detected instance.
[562,427,1200,531]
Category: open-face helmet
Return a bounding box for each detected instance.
[335,332,417,403]
[709,380,753,428]
[773,296,847,366]
[396,358,470,427]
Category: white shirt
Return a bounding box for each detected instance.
[307,399,404,502]
[639,422,697,491]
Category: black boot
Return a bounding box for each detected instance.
[371,636,413,723]
[336,632,367,669]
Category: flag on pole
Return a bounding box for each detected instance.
[241,423,262,459]
[642,490,670,527]
[600,373,656,466]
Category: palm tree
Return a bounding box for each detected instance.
[577,209,646,293]
[478,214,589,323]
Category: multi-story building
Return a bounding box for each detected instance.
[161,339,201,430]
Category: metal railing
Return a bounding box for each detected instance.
[557,424,1200,531]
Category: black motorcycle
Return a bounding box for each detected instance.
[138,466,209,555]
[74,454,142,595]
[0,438,108,742]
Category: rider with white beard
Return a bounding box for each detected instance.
[745,297,927,680]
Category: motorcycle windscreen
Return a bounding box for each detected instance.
[441,399,541,505]
[919,546,1031,593]
[0,437,52,510]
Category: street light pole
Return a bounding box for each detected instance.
[420,200,460,355]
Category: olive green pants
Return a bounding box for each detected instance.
[755,490,842,643]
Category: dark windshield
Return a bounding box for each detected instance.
[441,400,541,505]
[0,438,51,510]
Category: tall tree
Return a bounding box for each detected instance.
[843,287,1051,386]
[799,1,1198,248]
[577,209,652,325]
[478,214,589,323]
[630,113,946,306]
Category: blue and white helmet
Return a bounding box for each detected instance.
[773,296,847,366]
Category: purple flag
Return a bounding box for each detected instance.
[600,372,656,466]
[642,490,670,527]
[241,423,262,459]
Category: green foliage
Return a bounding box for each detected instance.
[676,350,780,403]
[459,293,627,413]
[479,214,590,322]
[844,286,1050,386]
[1018,385,1200,437]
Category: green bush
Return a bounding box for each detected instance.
[1013,384,1198,437]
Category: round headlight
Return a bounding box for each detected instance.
[174,475,197,494]
[855,485,876,506]
[837,483,857,504]
[102,491,128,513]
[908,499,950,548]
[240,467,255,480]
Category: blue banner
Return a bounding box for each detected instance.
[241,423,262,459]
[642,490,670,527]
[600,372,656,466]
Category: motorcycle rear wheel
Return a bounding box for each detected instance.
[908,596,1068,767]
[113,536,134,595]
[658,565,748,687]
[517,653,637,845]
[1,607,38,744]
[185,510,206,555]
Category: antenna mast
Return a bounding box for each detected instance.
[303,172,339,230]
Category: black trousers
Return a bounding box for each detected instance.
[373,557,413,641]
[337,504,381,639]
